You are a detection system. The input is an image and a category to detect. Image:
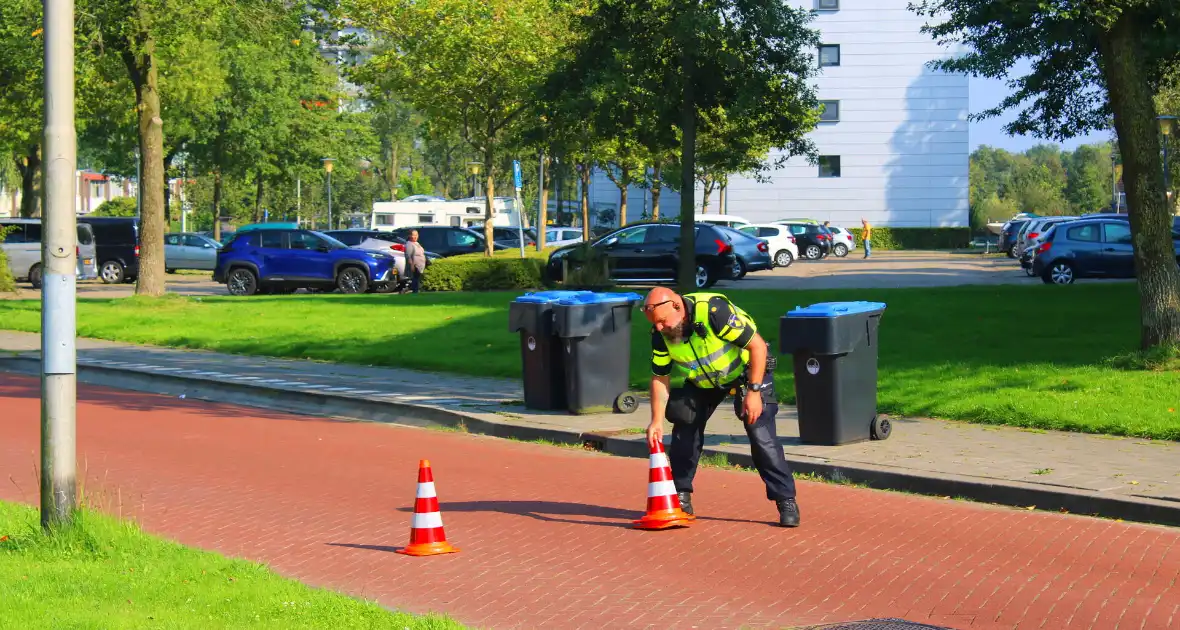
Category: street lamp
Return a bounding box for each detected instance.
[467,161,482,198]
[321,157,335,229]
[1111,152,1119,212]
[1159,116,1177,212]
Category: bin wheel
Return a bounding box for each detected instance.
[870,415,892,441]
[614,393,639,414]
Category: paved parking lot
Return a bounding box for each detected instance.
[3,251,1085,300]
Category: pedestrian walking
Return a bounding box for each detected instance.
[861,218,872,259]
[642,287,800,527]
[402,230,427,294]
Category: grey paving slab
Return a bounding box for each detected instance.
[3,329,1178,511]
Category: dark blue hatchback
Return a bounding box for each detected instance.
[213,228,398,296]
[1031,218,1180,285]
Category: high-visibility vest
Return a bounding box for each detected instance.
[659,292,753,389]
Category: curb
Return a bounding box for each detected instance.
[4,356,1180,528]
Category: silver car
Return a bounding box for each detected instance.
[164,232,221,272]
[1,218,99,288]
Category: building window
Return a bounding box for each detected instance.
[817,0,839,9]
[818,156,841,178]
[819,100,839,122]
[819,44,840,67]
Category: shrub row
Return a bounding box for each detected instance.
[0,226,14,293]
[846,227,972,251]
[421,248,549,291]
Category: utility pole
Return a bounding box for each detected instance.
[41,0,78,530]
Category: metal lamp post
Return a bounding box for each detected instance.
[1159,115,1176,213]
[1111,153,1119,212]
[321,157,335,229]
[467,161,482,198]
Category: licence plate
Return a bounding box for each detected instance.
[83,259,93,266]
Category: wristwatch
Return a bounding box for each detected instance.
[748,382,764,392]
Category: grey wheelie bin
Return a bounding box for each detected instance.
[552,291,644,415]
[509,290,593,411]
[779,301,888,445]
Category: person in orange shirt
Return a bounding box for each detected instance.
[861,218,872,259]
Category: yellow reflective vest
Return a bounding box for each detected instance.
[652,292,755,388]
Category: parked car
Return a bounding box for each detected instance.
[544,227,584,248]
[387,225,508,258]
[778,222,832,260]
[737,223,798,268]
[164,232,221,272]
[999,220,1029,258]
[77,216,139,283]
[715,225,771,279]
[212,227,398,296]
[323,229,442,284]
[1018,216,1078,256]
[1,218,99,288]
[1031,218,1180,285]
[693,213,752,229]
[487,226,537,248]
[826,226,857,257]
[545,221,737,289]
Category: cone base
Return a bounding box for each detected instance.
[633,509,695,530]
[396,541,459,556]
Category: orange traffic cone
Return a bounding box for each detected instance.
[396,459,459,556]
[633,440,695,530]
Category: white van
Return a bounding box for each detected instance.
[1,218,99,288]
[694,213,751,229]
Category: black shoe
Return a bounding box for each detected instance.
[677,491,693,515]
[776,498,800,528]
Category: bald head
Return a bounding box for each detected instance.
[644,287,688,340]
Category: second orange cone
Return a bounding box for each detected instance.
[633,440,695,530]
[396,459,459,556]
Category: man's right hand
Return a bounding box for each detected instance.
[646,421,664,449]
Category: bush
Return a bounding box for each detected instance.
[422,248,550,291]
[560,242,615,290]
[0,226,15,293]
[91,196,137,217]
[847,227,972,250]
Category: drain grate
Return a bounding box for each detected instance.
[791,619,955,630]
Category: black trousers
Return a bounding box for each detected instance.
[406,266,423,293]
[664,371,797,502]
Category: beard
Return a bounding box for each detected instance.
[663,319,690,342]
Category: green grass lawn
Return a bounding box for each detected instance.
[0,283,1177,439]
[0,501,463,629]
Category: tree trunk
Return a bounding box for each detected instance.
[677,25,697,291]
[719,180,727,214]
[253,173,264,223]
[125,44,167,297]
[619,183,628,227]
[651,162,662,220]
[212,168,223,241]
[1099,16,1180,348]
[580,165,591,241]
[538,154,549,248]
[483,145,496,256]
[388,142,399,199]
[17,146,41,218]
[700,175,715,213]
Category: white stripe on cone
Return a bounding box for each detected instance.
[412,511,444,529]
[649,453,671,469]
[647,480,677,498]
[416,482,437,498]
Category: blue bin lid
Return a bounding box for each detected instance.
[785,301,887,318]
[513,290,593,304]
[555,291,644,306]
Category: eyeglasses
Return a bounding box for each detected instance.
[642,300,672,314]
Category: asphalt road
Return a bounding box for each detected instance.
[2,251,1055,300]
[2,374,1177,629]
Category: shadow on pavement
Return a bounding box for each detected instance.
[393,499,770,528]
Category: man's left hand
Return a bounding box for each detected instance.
[742,390,762,425]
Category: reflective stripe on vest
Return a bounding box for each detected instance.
[663,293,751,388]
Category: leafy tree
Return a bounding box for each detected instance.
[1066,143,1116,213]
[91,196,138,217]
[349,0,577,255]
[912,0,1180,349]
[547,0,822,288]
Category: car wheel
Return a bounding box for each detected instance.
[804,245,822,260]
[166,268,176,274]
[833,243,849,258]
[734,259,748,280]
[694,263,714,289]
[100,260,124,284]
[774,250,794,268]
[29,265,43,289]
[1042,261,1075,285]
[337,267,369,294]
[1009,244,1019,259]
[226,268,258,296]
[1023,265,1037,277]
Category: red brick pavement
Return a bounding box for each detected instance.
[1,374,1178,629]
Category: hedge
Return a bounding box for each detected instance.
[0,226,14,293]
[846,227,971,251]
[421,248,550,291]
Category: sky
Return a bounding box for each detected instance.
[968,59,1112,154]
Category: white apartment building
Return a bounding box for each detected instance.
[0,171,138,218]
[585,0,970,228]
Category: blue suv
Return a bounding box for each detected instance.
[213,228,398,296]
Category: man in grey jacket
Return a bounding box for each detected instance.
[402,230,427,293]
